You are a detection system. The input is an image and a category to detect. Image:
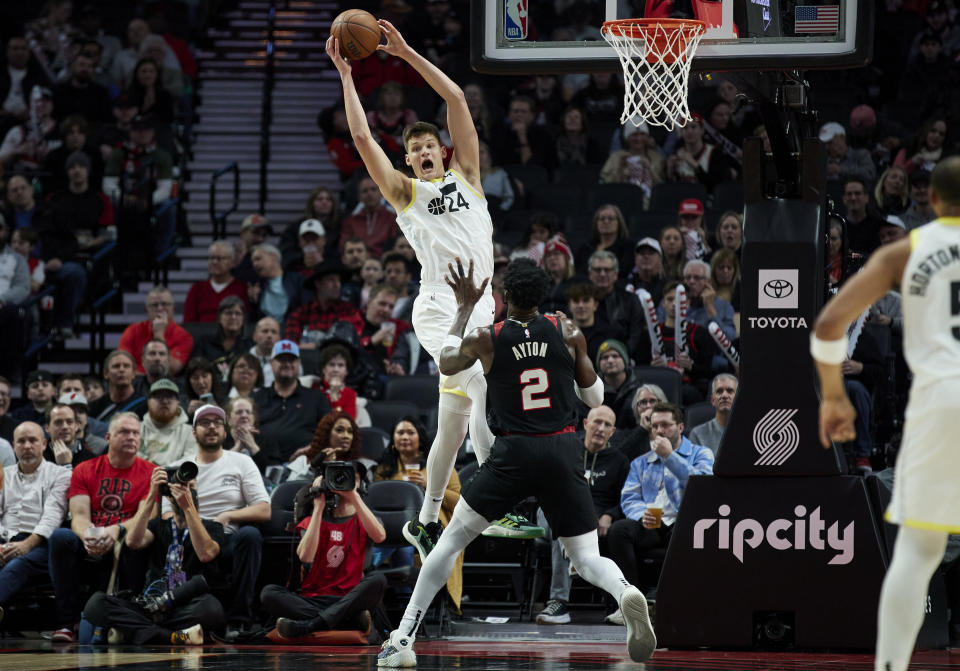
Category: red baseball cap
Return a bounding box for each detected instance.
[678,198,704,216]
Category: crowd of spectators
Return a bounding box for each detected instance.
[1,0,959,647]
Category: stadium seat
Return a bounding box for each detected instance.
[633,366,682,405]
[683,401,716,436]
[649,182,709,212]
[629,209,676,240]
[586,183,645,215]
[529,183,587,217]
[553,163,602,186]
[365,399,422,434]
[504,163,550,194]
[383,375,440,411]
[710,181,745,214]
[360,426,390,466]
[264,479,311,539]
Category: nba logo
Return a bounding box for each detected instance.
[504,0,528,40]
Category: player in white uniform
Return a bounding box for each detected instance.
[813,156,960,671]
[325,22,529,560]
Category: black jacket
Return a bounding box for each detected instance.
[596,288,651,365]
[579,443,630,521]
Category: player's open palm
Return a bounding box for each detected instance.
[445,257,489,311]
[818,396,857,448]
[325,36,351,76]
[377,19,409,57]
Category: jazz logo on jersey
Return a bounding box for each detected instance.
[427,183,470,216]
[504,0,528,40]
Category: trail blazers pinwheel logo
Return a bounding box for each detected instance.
[753,409,800,466]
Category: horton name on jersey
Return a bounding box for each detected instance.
[512,341,548,360]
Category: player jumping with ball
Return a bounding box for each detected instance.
[326,21,534,558]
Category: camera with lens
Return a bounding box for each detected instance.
[160,461,198,496]
[306,461,357,498]
[133,575,209,615]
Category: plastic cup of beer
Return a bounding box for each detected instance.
[645,507,663,529]
[403,463,420,481]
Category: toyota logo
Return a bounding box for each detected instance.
[763,279,794,299]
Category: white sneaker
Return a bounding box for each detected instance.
[604,608,624,625]
[377,629,417,667]
[619,586,656,662]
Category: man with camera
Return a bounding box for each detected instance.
[0,422,72,624]
[47,412,156,641]
[260,461,386,638]
[83,462,226,645]
[162,405,269,631]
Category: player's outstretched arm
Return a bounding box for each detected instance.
[325,36,409,211]
[377,20,479,183]
[812,237,910,447]
[439,258,492,375]
[556,311,604,407]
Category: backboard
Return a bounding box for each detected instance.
[471,0,873,74]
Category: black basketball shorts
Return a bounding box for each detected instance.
[462,432,598,538]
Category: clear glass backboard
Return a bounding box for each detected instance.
[471,0,873,74]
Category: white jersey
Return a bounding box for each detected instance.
[395,170,494,286]
[901,218,960,398]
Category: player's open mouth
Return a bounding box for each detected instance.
[421,159,434,173]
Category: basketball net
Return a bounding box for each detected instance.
[602,19,706,131]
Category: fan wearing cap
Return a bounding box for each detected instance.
[666,113,735,190]
[182,240,248,323]
[101,113,176,262]
[0,85,61,171]
[162,404,270,627]
[11,370,57,425]
[626,238,665,306]
[820,121,877,184]
[676,198,709,261]
[902,170,937,230]
[56,384,107,450]
[139,379,196,467]
[286,218,326,277]
[280,187,343,271]
[338,177,399,258]
[252,340,332,461]
[283,260,364,347]
[868,216,907,335]
[600,121,665,206]
[540,236,581,314]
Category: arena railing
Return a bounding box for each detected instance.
[209,161,239,240]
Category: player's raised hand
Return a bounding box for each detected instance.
[444,257,489,310]
[325,36,351,76]
[377,19,410,57]
[818,396,857,448]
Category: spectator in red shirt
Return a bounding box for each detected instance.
[119,286,193,375]
[315,343,358,419]
[183,241,248,323]
[259,466,386,638]
[320,106,400,183]
[338,177,399,257]
[284,260,364,347]
[47,412,155,641]
[350,48,425,98]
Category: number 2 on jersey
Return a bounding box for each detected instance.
[520,368,551,411]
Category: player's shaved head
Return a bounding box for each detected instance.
[931,156,960,208]
[503,258,551,310]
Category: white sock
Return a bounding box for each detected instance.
[875,524,948,671]
[400,499,490,638]
[419,391,470,526]
[463,364,494,465]
[560,530,631,603]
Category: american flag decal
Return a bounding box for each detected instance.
[794,5,840,34]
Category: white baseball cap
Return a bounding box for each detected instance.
[299,218,326,237]
[818,122,846,143]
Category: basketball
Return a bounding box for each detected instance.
[330,9,382,61]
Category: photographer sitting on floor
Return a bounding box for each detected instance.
[259,461,386,638]
[83,462,226,645]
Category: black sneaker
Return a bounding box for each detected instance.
[277,617,314,639]
[536,599,571,625]
[402,519,443,562]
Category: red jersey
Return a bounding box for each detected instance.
[297,513,368,598]
[68,455,155,527]
[119,319,194,373]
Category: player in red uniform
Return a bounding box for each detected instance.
[376,259,656,667]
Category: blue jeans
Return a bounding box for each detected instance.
[219,526,263,624]
[48,261,87,329]
[845,379,873,459]
[0,535,48,605]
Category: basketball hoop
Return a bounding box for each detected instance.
[602,19,707,131]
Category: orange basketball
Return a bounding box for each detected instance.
[331,9,382,61]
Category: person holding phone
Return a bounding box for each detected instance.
[181,358,225,421]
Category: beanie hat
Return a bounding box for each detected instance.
[595,339,630,370]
